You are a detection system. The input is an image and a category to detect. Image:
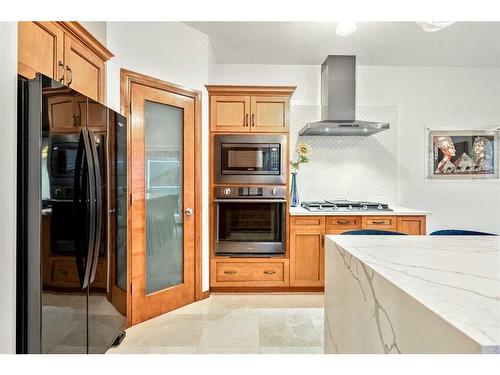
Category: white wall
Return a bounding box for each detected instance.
[80,21,107,46]
[358,66,500,234]
[0,22,17,353]
[214,64,500,234]
[106,22,214,291]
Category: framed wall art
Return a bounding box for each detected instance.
[427,129,499,179]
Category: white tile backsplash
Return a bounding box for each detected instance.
[290,105,398,205]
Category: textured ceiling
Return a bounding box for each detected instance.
[185,22,500,66]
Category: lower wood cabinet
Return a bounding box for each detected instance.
[289,215,427,288]
[211,258,289,288]
[397,216,426,235]
[210,215,426,290]
[289,230,324,287]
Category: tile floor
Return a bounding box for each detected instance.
[107,293,324,354]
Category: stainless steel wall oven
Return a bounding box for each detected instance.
[214,134,287,184]
[215,186,286,256]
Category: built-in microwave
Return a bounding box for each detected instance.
[214,134,287,184]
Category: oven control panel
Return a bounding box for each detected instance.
[216,186,286,199]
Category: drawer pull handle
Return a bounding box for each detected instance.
[58,269,68,275]
[263,270,276,275]
[336,220,350,224]
[224,270,237,275]
[371,221,387,225]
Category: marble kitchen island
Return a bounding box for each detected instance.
[324,235,500,354]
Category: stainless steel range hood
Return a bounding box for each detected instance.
[299,55,389,136]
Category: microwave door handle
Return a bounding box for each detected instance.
[87,130,102,285]
[81,128,97,290]
[73,130,87,288]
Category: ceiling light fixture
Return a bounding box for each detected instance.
[416,21,455,32]
[336,21,357,37]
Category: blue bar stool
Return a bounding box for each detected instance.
[341,229,407,235]
[430,229,496,236]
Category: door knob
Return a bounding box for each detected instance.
[185,208,193,216]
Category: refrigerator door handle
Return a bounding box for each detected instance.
[88,130,102,285]
[73,129,88,288]
[81,128,97,289]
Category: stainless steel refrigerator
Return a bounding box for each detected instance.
[17,73,128,354]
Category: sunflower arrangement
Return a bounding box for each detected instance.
[290,142,312,173]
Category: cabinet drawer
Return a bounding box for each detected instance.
[290,216,325,230]
[326,216,361,234]
[362,216,398,230]
[216,261,285,283]
[51,261,79,283]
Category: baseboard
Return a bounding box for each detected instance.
[210,286,324,293]
[199,289,211,300]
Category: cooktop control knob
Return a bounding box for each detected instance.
[223,187,232,196]
[270,187,278,196]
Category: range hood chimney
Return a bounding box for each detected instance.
[299,55,389,136]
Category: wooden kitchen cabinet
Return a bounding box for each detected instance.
[250,96,290,132]
[18,21,65,81]
[206,86,296,133]
[289,216,325,287]
[210,95,250,132]
[64,35,106,102]
[397,216,426,235]
[325,216,362,234]
[361,216,398,231]
[289,214,427,288]
[290,230,324,287]
[211,258,289,288]
[18,21,113,103]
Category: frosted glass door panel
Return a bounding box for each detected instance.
[144,100,183,294]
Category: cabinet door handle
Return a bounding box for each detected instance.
[224,270,237,275]
[66,65,73,85]
[245,113,249,126]
[251,113,255,126]
[58,268,68,275]
[336,220,350,224]
[58,61,65,82]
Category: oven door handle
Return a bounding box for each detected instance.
[214,199,287,203]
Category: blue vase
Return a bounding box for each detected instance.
[290,172,300,207]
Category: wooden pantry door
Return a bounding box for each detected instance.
[127,73,201,326]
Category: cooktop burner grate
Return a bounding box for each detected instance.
[301,200,392,212]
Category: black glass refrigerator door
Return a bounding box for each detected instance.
[87,100,127,354]
[40,81,90,354]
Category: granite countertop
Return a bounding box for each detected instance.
[326,235,500,353]
[290,206,430,216]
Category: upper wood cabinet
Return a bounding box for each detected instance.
[18,21,113,103]
[18,22,64,81]
[250,96,290,132]
[64,35,106,102]
[210,95,250,132]
[206,86,296,133]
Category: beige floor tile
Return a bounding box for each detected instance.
[208,294,260,315]
[258,294,324,309]
[260,346,324,354]
[196,346,260,354]
[107,345,198,354]
[259,309,323,347]
[123,314,207,347]
[199,313,259,347]
[106,293,326,354]
[168,296,214,315]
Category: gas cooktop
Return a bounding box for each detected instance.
[301,200,393,212]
